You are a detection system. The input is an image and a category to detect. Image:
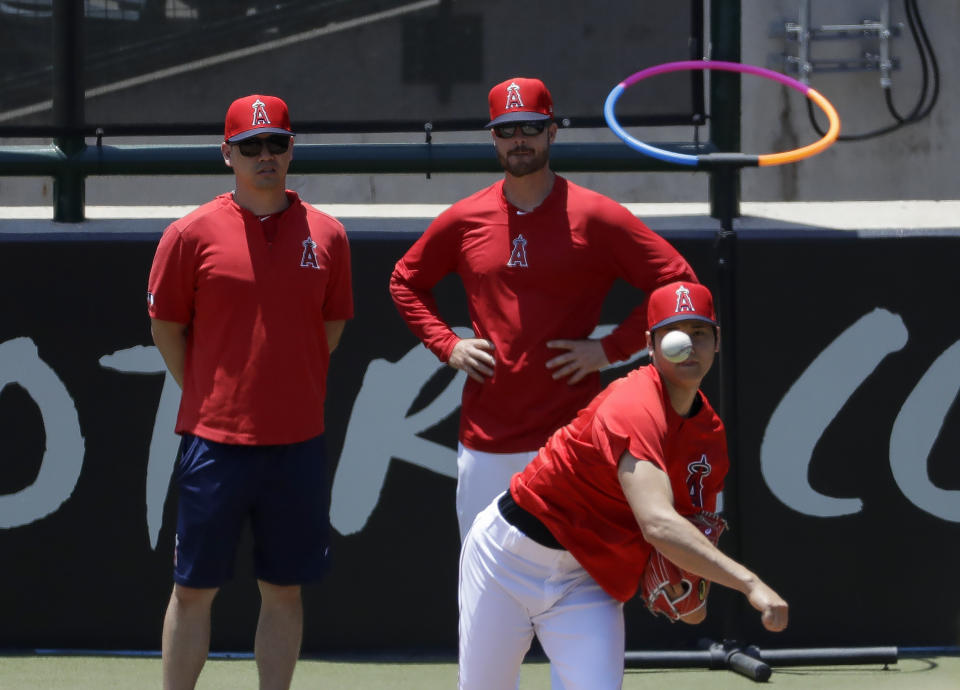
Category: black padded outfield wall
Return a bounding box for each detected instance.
[0,224,957,654]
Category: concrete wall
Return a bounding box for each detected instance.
[740,0,958,202]
[0,0,955,207]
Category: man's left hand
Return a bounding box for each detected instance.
[545,339,610,384]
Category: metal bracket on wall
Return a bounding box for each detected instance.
[779,0,901,86]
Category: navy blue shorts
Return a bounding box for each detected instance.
[173,433,331,588]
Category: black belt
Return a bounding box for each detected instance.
[497,491,564,550]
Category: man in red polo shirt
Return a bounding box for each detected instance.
[390,77,697,542]
[458,282,788,690]
[148,94,353,690]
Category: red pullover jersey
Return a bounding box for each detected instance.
[148,191,353,445]
[390,176,696,453]
[511,365,728,602]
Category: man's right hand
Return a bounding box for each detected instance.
[745,580,789,632]
[448,338,496,382]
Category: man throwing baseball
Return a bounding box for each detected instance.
[458,282,788,690]
[390,76,697,541]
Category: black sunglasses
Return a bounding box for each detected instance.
[492,121,548,139]
[234,134,291,157]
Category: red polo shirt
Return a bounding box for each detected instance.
[147,191,353,445]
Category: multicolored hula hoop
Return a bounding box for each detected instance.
[604,60,840,167]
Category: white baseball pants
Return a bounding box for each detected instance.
[458,496,626,690]
[456,443,537,542]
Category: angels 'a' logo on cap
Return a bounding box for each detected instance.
[674,284,696,313]
[251,98,271,126]
[505,82,524,110]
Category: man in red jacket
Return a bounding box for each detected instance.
[390,77,698,541]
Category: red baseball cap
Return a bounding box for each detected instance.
[647,282,717,331]
[224,94,295,143]
[485,77,554,128]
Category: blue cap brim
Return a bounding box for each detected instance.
[227,128,296,143]
[485,111,553,128]
[650,314,718,332]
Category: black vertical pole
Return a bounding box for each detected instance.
[52,0,85,222]
[709,0,743,643]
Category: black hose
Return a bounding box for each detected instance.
[806,0,939,142]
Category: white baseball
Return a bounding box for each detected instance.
[660,330,692,363]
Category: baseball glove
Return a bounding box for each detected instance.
[640,511,728,621]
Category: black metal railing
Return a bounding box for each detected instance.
[0,0,740,223]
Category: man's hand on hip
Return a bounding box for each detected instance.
[546,339,610,384]
[449,338,496,382]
